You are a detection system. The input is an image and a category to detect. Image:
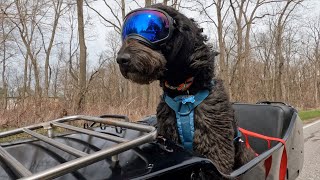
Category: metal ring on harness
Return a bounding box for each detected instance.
[177,104,193,116]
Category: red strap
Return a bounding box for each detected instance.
[279,147,287,180]
[264,156,272,178]
[239,128,287,180]
[165,77,194,91]
[177,78,193,91]
[264,138,273,177]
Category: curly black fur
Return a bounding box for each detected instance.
[117,4,258,177]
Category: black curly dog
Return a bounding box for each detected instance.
[117,4,257,176]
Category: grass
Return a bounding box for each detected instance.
[0,127,71,143]
[298,109,320,121]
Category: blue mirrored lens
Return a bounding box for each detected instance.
[122,10,170,42]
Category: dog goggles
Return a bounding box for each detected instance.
[121,8,174,48]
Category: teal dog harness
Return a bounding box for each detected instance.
[164,89,210,150]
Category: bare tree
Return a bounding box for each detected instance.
[273,0,303,101]
[76,0,87,112]
[0,2,15,109]
[228,0,285,101]
[252,25,275,100]
[84,0,123,34]
[145,0,152,7]
[52,49,63,97]
[0,0,318,126]
[37,0,65,97]
[12,0,49,99]
[194,0,232,95]
[304,16,320,107]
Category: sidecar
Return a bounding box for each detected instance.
[0,101,303,179]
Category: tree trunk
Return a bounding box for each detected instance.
[15,0,42,99]
[2,40,7,110]
[31,54,41,99]
[23,54,28,101]
[21,38,42,99]
[145,0,151,7]
[76,0,87,112]
[274,0,302,101]
[315,42,320,107]
[274,28,284,101]
[44,0,63,97]
[28,62,32,94]
[121,0,125,21]
[274,19,285,101]
[216,0,227,81]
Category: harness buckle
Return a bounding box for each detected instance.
[182,95,195,104]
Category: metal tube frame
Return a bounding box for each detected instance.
[0,115,157,180]
[22,128,88,158]
[0,146,33,177]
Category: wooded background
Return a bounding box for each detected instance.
[0,0,319,127]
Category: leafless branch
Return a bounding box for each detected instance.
[84,0,121,33]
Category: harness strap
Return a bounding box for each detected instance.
[164,89,210,150]
[239,128,287,180]
[234,128,243,142]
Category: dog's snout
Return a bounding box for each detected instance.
[117,53,131,65]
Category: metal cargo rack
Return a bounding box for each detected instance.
[0,115,157,180]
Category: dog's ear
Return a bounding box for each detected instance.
[174,17,192,33]
[178,23,191,32]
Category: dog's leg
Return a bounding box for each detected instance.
[235,143,266,180]
[193,113,235,174]
[192,80,236,174]
[234,142,256,168]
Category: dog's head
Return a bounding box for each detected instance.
[117,4,215,85]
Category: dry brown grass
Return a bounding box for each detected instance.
[0,98,156,129]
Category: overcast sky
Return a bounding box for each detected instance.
[84,0,320,68]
